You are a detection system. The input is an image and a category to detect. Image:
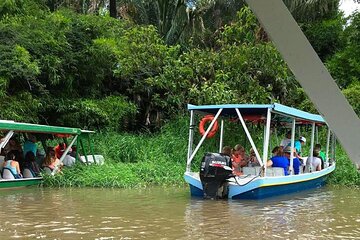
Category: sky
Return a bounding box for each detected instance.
[339,0,360,16]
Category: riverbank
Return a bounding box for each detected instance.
[43,117,360,188]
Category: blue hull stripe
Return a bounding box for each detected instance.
[189,184,203,197]
[232,175,326,199]
[184,164,335,200]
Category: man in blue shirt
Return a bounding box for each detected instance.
[23,134,37,157]
[284,146,301,175]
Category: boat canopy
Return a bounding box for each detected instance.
[0,120,88,135]
[187,103,325,124]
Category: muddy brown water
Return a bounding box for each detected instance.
[0,186,360,239]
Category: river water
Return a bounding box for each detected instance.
[0,186,360,239]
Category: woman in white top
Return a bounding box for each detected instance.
[306,149,322,172]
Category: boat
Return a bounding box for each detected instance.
[184,103,336,199]
[0,120,101,189]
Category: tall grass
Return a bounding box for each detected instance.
[43,115,360,188]
[43,117,191,188]
[327,147,360,187]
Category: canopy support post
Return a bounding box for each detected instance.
[87,133,96,164]
[186,109,223,170]
[52,135,78,175]
[262,108,272,175]
[80,137,89,165]
[235,108,263,167]
[186,110,195,172]
[289,119,296,175]
[309,122,315,172]
[325,128,331,167]
[219,119,224,153]
[0,130,14,150]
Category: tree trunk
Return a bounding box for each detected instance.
[110,0,117,18]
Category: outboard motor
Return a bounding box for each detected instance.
[200,153,233,199]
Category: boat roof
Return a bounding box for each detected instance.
[0,120,93,135]
[187,103,325,123]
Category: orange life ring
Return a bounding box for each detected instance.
[199,115,218,138]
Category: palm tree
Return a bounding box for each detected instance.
[46,0,341,45]
[283,0,340,22]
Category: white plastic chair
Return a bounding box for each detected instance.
[42,167,53,175]
[265,168,274,177]
[272,167,285,176]
[242,167,256,175]
[2,168,15,179]
[23,168,34,178]
[80,155,105,165]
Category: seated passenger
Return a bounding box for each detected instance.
[24,151,41,176]
[247,148,260,167]
[267,146,289,176]
[43,147,62,173]
[3,136,23,155]
[2,151,22,179]
[288,136,306,157]
[315,143,326,168]
[306,149,322,172]
[55,142,67,159]
[283,146,301,175]
[231,144,248,176]
[221,146,232,157]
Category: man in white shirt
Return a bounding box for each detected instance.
[280,131,291,148]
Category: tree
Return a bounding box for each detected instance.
[283,0,340,22]
[327,12,360,89]
[109,0,116,18]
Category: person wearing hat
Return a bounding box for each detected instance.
[287,136,306,156]
[283,146,301,175]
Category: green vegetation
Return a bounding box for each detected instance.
[43,116,360,188]
[1,0,360,187]
[328,147,360,187]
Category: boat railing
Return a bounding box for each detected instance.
[242,166,285,177]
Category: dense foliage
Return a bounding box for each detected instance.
[43,117,360,188]
[1,0,360,187]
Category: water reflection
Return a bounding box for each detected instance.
[184,188,360,240]
[0,187,360,239]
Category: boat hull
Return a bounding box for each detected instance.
[231,175,326,199]
[0,177,42,189]
[184,164,335,200]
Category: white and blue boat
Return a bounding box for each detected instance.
[184,103,336,199]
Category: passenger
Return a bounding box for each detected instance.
[291,136,306,156]
[231,144,247,176]
[70,145,77,158]
[221,146,232,157]
[43,147,62,173]
[2,151,22,179]
[54,142,68,159]
[54,142,76,167]
[3,136,22,155]
[280,131,292,149]
[24,151,41,176]
[306,149,322,172]
[315,144,326,168]
[248,148,260,167]
[267,146,289,176]
[283,146,301,175]
[23,134,37,157]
